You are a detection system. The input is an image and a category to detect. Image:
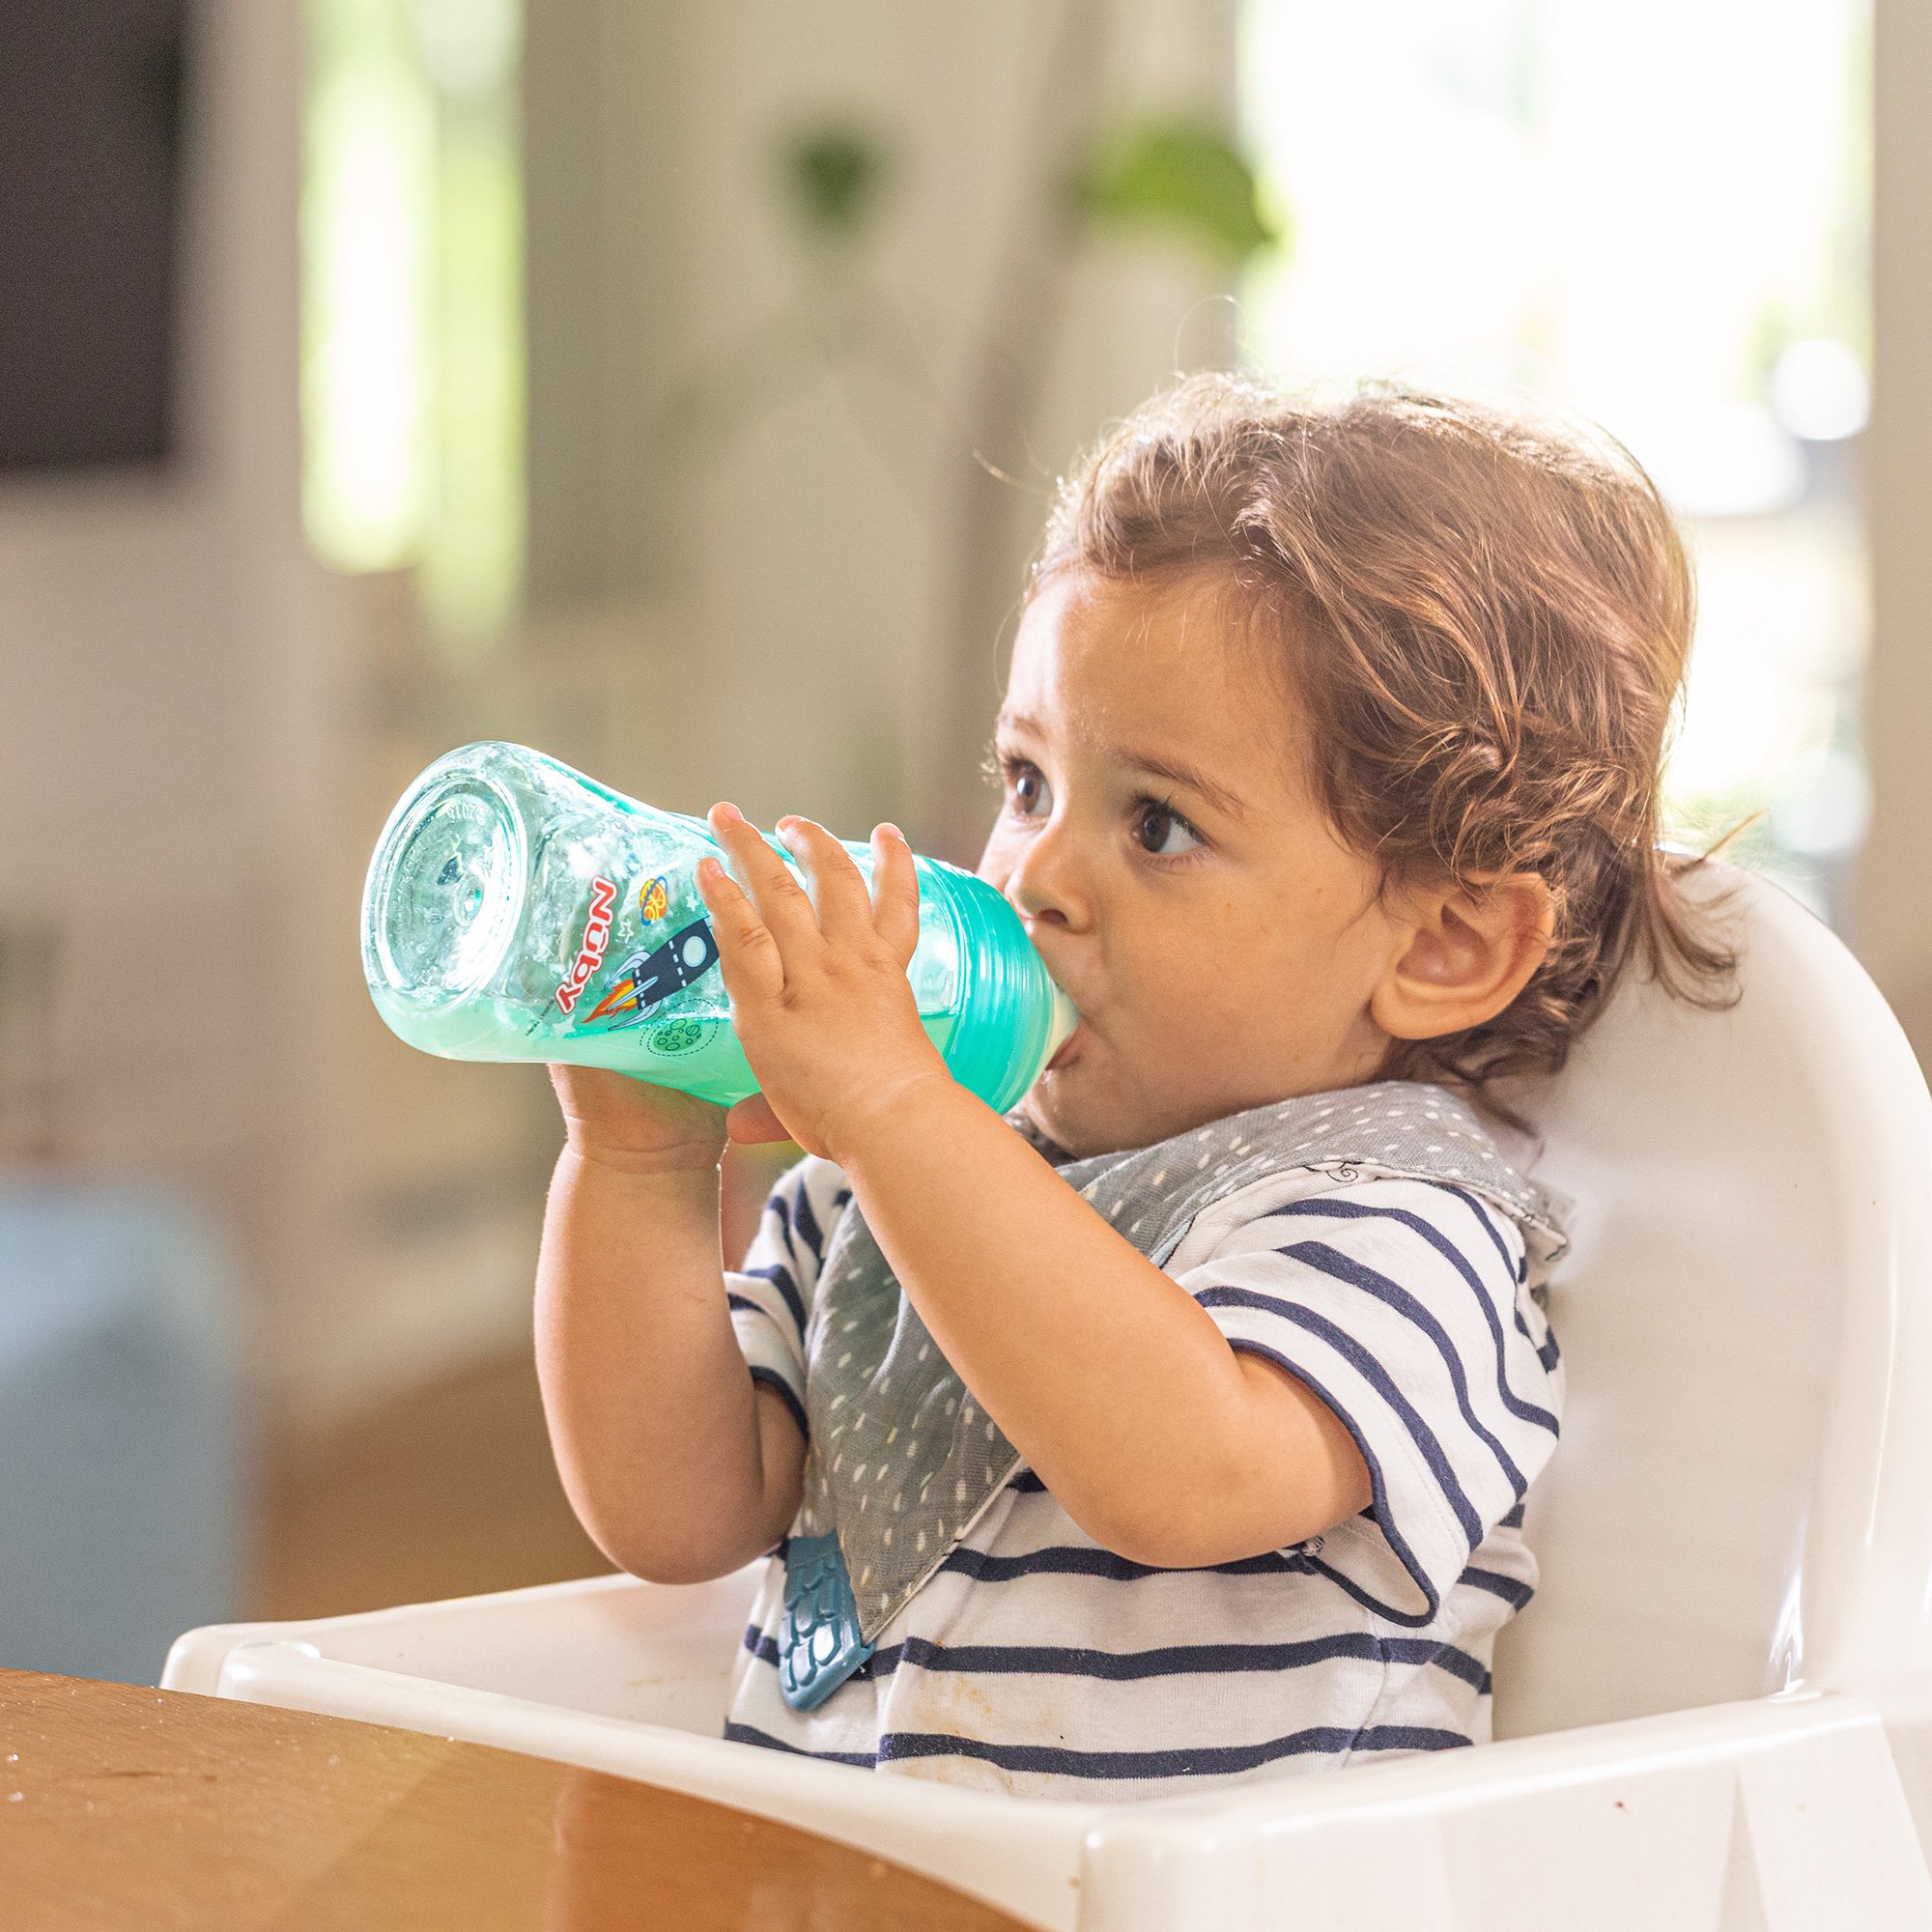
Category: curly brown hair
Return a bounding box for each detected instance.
[1033,372,1736,1093]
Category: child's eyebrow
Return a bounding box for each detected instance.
[1119,747,1250,822]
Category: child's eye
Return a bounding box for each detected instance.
[1133,799,1203,858]
[1003,757,1053,820]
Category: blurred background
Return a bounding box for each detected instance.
[0,0,1918,1682]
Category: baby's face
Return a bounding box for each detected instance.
[978,571,1411,1158]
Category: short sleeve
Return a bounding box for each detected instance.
[1178,1176,1562,1627]
[726,1154,850,1442]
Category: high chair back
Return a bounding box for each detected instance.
[1494,863,1932,1738]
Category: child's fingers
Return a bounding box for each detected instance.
[777,816,873,946]
[695,854,787,1006]
[869,824,922,963]
[707,804,821,955]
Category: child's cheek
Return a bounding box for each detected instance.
[974,827,1017,895]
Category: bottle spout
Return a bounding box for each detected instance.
[1044,978,1080,1061]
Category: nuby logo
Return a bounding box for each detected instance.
[555,877,618,1014]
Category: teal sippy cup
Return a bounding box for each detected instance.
[359,741,1076,1114]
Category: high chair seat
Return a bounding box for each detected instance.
[166,865,1932,1930]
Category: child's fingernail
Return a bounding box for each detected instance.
[879,822,904,842]
[714,801,743,822]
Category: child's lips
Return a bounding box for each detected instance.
[1046,1022,1084,1072]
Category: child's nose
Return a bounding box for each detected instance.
[1006,822,1091,930]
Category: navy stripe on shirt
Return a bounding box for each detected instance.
[736,1261,807,1333]
[724,1719,877,1768]
[1461,1565,1534,1608]
[748,1366,808,1439]
[875,1633,1490,1692]
[1194,1285,1487,1550]
[1438,1188,1560,1367]
[729,1715,1465,1779]
[1276,1238,1533,1496]
[874,1723,1468,1781]
[1268,1197,1559,1435]
[741,1625,1492,1692]
[787,1181,825,1263]
[940,1542,1295,1585]
[1442,1185,1519,1280]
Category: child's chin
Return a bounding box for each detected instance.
[1026,1078,1135,1161]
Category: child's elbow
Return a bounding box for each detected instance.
[595,1526,762,1588]
[1065,1492,1225,1570]
[578,1506,778,1588]
[1092,1522,1199,1570]
[625,1550,749,1587]
[1071,1482,1342,1572]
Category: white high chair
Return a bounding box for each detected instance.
[166,865,1932,1930]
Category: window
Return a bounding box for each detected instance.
[302,0,525,648]
[1241,0,1871,920]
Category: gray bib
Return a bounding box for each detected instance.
[775,1080,1566,1711]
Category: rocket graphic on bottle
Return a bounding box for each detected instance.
[582,920,724,1027]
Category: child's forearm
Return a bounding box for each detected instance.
[534,1145,803,1582]
[830,1081,1368,1567]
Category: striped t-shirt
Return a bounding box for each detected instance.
[723,1135,1563,1801]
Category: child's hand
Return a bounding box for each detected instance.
[548,1063,729,1175]
[696,804,952,1161]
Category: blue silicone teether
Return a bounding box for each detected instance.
[778,1532,875,1712]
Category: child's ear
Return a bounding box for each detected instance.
[1370,873,1554,1045]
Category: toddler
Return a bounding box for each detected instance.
[535,375,1729,1799]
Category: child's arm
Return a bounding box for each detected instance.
[697,809,1370,1571]
[821,1079,1369,1567]
[534,1067,805,1583]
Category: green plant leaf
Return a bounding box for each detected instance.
[1075,118,1285,264]
[781,124,889,238]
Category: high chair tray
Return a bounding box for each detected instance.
[164,1569,1932,1931]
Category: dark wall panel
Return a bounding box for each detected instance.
[0,0,190,470]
